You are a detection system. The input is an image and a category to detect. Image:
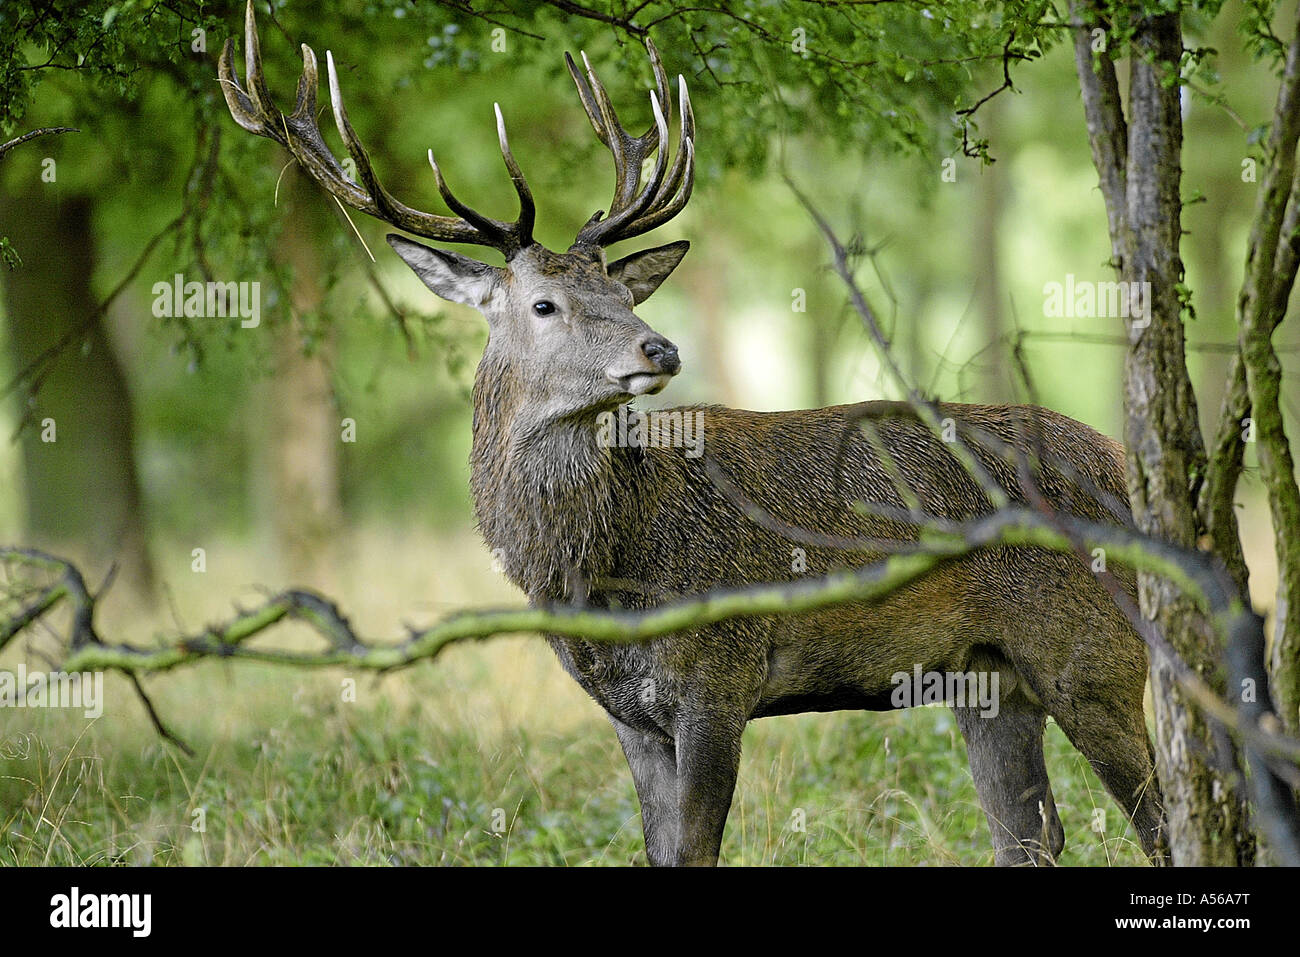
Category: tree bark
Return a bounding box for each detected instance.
[1072,2,1254,865]
[1235,3,1300,735]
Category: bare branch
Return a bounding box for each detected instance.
[0,126,77,163]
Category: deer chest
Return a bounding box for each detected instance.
[545,636,676,741]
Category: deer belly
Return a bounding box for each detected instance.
[755,640,950,719]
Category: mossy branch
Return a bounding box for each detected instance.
[3,499,1296,783]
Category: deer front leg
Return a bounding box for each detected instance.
[609,716,680,866]
[673,717,744,866]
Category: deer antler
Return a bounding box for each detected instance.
[218,0,535,257]
[566,40,695,249]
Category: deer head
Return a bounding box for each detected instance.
[219,1,695,421]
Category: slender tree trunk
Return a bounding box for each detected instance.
[262,165,342,589]
[802,236,838,409]
[1234,4,1300,735]
[0,189,154,594]
[1072,3,1254,865]
[689,241,739,407]
[974,101,1009,403]
[1126,10,1255,868]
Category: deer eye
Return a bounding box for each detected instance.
[532,300,557,317]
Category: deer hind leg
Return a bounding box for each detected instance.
[954,680,1065,866]
[1046,692,1168,865]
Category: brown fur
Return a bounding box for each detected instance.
[379,220,1168,867]
[471,383,1168,865]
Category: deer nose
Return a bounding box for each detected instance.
[642,336,680,375]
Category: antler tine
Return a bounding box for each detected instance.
[639,89,672,209]
[321,50,399,211]
[572,49,696,249]
[565,40,673,206]
[586,88,670,239]
[242,4,275,119]
[426,147,510,246]
[218,35,279,140]
[618,75,694,240]
[219,0,533,255]
[494,104,537,247]
[290,43,318,122]
[643,39,673,148]
[565,51,611,147]
[579,51,632,208]
[631,136,695,239]
[639,75,695,222]
[323,50,464,238]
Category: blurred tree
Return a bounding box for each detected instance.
[0,187,153,591]
[263,162,343,589]
[972,100,1009,403]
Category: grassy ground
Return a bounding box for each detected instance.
[1,529,1155,866]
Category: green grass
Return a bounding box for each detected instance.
[0,666,1150,866]
[0,531,1151,866]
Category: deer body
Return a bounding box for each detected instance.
[474,391,1165,865]
[221,2,1166,865]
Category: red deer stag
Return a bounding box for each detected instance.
[220,2,1166,866]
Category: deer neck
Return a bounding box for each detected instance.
[469,354,643,604]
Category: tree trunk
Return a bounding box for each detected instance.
[688,241,739,407]
[261,165,342,589]
[0,189,154,594]
[973,100,1009,403]
[1072,3,1254,865]
[802,236,839,409]
[1234,4,1300,736]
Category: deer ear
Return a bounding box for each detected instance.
[606,240,689,305]
[387,234,499,308]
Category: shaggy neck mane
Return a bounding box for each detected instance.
[470,353,647,603]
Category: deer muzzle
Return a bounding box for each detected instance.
[641,336,680,375]
[608,335,680,396]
